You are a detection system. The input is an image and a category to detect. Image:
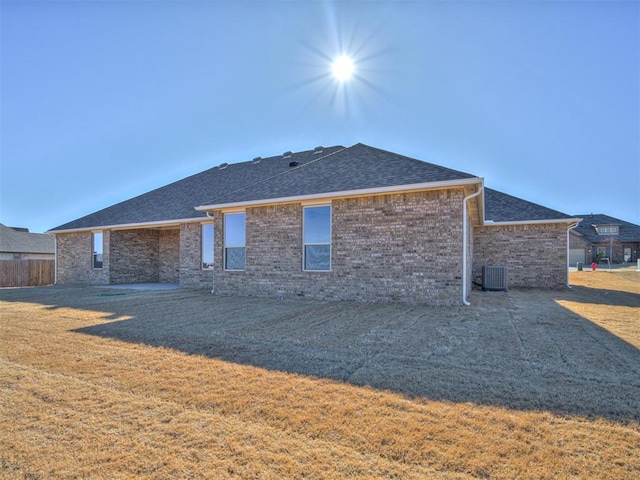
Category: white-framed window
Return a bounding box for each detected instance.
[303,205,331,271]
[597,226,618,235]
[202,223,214,269]
[224,212,246,271]
[92,231,103,269]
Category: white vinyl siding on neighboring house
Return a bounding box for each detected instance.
[303,205,331,271]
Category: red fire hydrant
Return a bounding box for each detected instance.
[591,262,597,271]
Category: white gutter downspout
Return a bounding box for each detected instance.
[462,187,483,306]
[566,221,580,288]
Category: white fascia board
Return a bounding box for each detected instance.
[482,218,583,227]
[48,217,206,234]
[195,177,483,212]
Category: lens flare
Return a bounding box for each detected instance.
[332,55,354,82]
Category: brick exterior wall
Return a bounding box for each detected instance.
[212,189,466,305]
[56,231,110,285]
[159,229,180,283]
[179,223,214,288]
[465,214,474,298]
[569,232,590,250]
[474,223,568,289]
[55,190,571,300]
[109,229,160,284]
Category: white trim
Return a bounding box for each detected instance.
[218,207,247,214]
[48,217,206,234]
[481,218,582,227]
[195,178,483,212]
[566,221,580,288]
[300,198,333,207]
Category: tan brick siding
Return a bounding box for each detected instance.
[474,223,568,289]
[212,190,466,305]
[569,232,590,250]
[159,229,180,283]
[56,231,109,285]
[179,223,214,288]
[55,190,570,300]
[110,229,160,284]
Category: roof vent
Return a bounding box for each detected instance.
[252,156,262,164]
[282,151,293,158]
[289,161,299,167]
[218,162,229,170]
[313,146,324,154]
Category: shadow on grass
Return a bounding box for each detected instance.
[2,284,639,423]
[562,285,640,308]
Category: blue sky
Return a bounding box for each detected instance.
[1,1,638,233]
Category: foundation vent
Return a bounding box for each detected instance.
[482,265,508,291]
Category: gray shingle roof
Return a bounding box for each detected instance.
[484,188,574,222]
[198,143,477,207]
[51,145,344,231]
[50,143,574,232]
[50,143,476,231]
[0,224,55,254]
[572,214,640,243]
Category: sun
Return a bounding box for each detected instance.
[332,55,354,82]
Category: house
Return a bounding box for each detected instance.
[569,214,640,265]
[49,143,579,305]
[0,224,55,260]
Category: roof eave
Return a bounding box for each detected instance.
[48,216,208,234]
[195,177,483,212]
[482,218,583,227]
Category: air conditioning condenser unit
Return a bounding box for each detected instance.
[482,265,508,291]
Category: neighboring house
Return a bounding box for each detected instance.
[569,214,640,264]
[0,223,55,260]
[49,143,579,305]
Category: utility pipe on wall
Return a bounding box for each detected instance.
[462,187,483,306]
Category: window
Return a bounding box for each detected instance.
[224,212,246,270]
[303,205,331,271]
[92,231,103,269]
[597,226,618,235]
[202,224,214,269]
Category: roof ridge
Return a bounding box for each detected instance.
[574,213,639,226]
[353,143,477,179]
[196,146,349,208]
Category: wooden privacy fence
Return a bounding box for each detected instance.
[0,259,55,287]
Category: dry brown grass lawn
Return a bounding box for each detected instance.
[1,270,639,479]
[561,268,640,349]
